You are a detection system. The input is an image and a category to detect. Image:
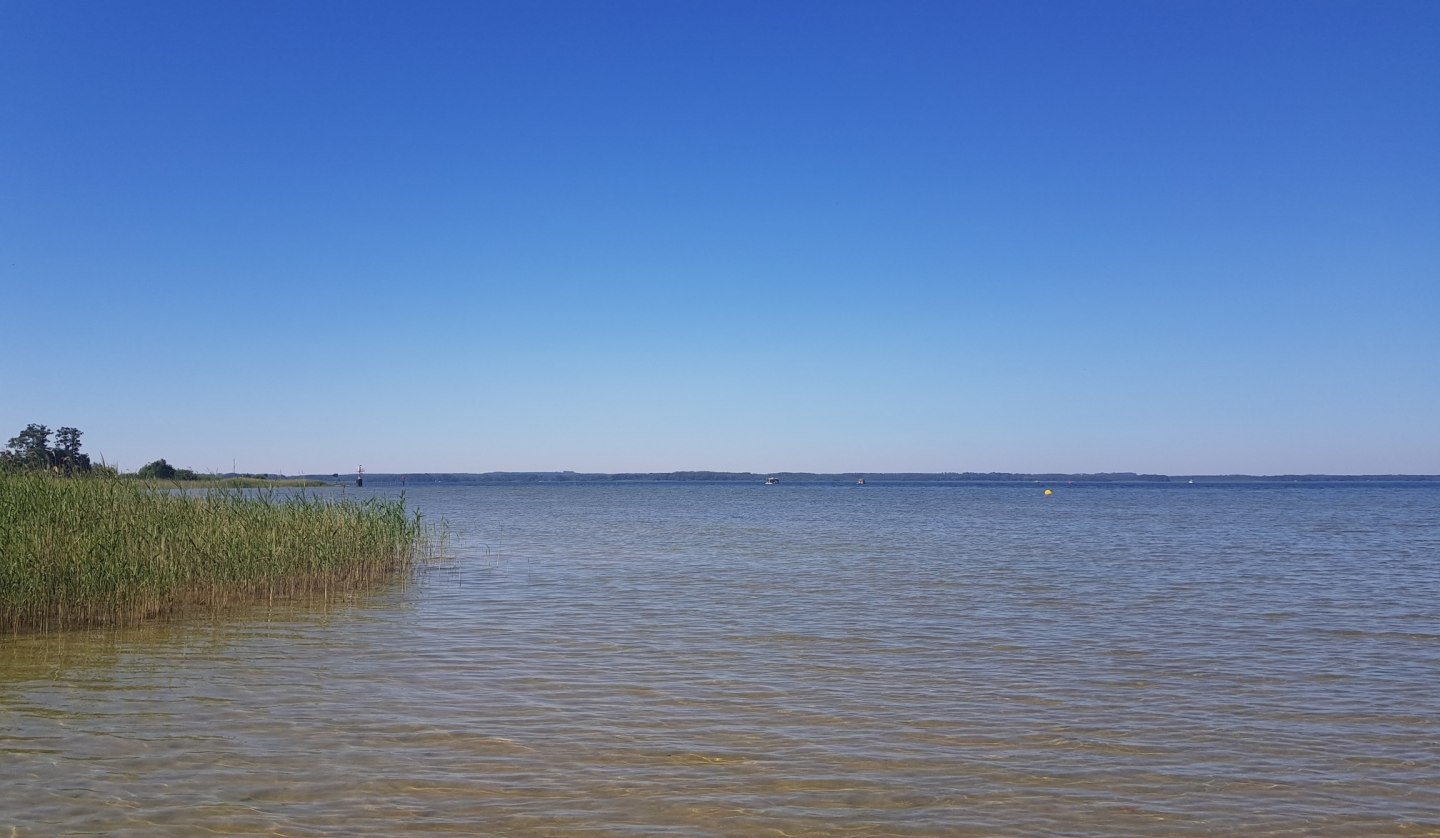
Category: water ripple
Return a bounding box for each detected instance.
[3,483,1439,835]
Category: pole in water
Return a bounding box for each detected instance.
[356,465,364,487]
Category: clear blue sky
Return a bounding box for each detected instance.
[3,0,1436,475]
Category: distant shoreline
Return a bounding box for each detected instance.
[296,471,1440,485]
[133,476,331,489]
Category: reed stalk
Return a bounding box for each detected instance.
[0,471,433,632]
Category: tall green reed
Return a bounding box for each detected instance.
[0,472,434,632]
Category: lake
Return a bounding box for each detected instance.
[3,482,1438,835]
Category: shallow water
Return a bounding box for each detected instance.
[3,482,1439,835]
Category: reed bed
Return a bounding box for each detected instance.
[0,472,432,632]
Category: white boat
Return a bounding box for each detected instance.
[765,476,779,485]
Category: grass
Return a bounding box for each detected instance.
[0,471,434,632]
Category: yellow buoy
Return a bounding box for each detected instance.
[1043,489,1053,496]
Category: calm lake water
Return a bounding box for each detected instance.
[3,482,1439,836]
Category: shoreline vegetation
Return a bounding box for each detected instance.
[1,472,433,633]
[131,476,330,489]
[0,424,326,488]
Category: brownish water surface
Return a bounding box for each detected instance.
[3,482,1438,835]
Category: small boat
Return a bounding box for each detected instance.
[856,478,865,485]
[764,476,779,485]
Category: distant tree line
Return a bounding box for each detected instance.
[2,423,202,480]
[1,424,95,475]
[135,458,200,481]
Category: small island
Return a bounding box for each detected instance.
[130,458,329,489]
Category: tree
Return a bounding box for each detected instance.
[1,423,95,475]
[3,424,56,472]
[137,459,177,479]
[53,427,92,475]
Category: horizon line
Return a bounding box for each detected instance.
[277,470,1440,480]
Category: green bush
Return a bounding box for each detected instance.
[137,459,177,479]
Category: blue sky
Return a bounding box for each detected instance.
[3,0,1436,474]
